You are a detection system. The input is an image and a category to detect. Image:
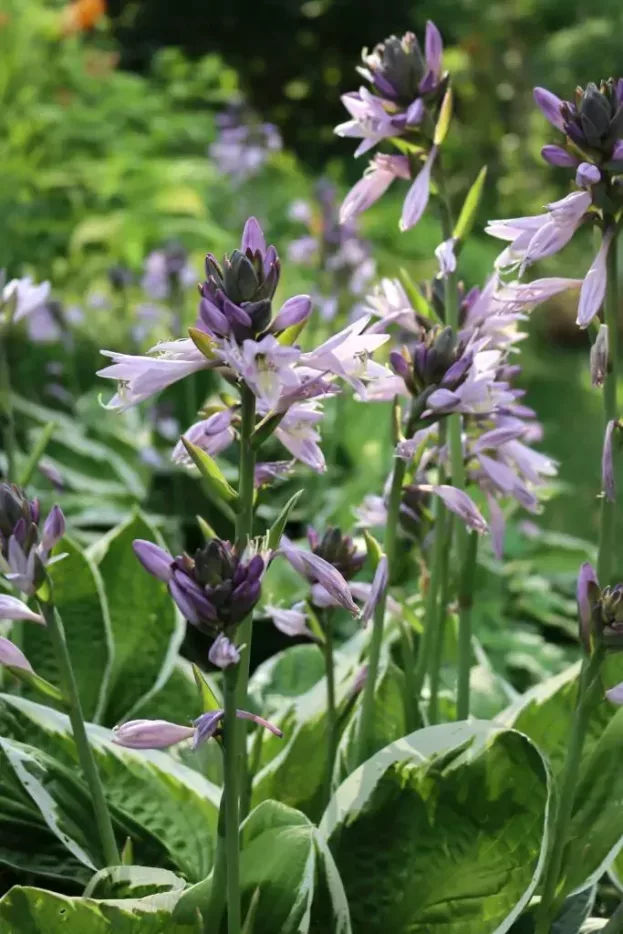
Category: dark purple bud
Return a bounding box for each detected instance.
[612,140,623,160]
[40,505,65,554]
[541,145,577,167]
[133,540,172,583]
[222,296,252,329]
[424,20,443,79]
[390,350,413,388]
[405,99,425,126]
[270,295,312,332]
[199,297,230,337]
[192,710,225,747]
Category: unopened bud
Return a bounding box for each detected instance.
[591,324,609,387]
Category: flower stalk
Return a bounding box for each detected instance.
[428,515,454,725]
[0,333,16,482]
[38,598,120,867]
[599,223,619,586]
[223,665,242,934]
[456,530,479,719]
[322,609,338,803]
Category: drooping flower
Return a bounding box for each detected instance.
[299,316,391,400]
[266,603,317,640]
[133,537,265,636]
[172,410,235,466]
[400,146,438,232]
[282,543,360,616]
[208,634,241,669]
[602,420,617,503]
[416,484,488,534]
[577,229,614,329]
[340,155,410,224]
[113,709,283,749]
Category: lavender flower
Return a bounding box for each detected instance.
[435,238,457,277]
[299,316,391,400]
[0,594,45,624]
[416,484,488,534]
[534,80,623,159]
[209,109,282,182]
[307,526,366,580]
[602,420,618,503]
[577,229,614,329]
[133,537,264,636]
[340,155,410,223]
[0,485,66,596]
[172,410,235,466]
[282,543,360,616]
[254,461,294,488]
[591,325,609,388]
[208,634,241,669]
[142,245,196,302]
[400,146,437,231]
[113,709,283,749]
[576,163,601,189]
[1,276,51,327]
[266,603,316,640]
[360,555,388,626]
[576,563,623,655]
[0,636,34,673]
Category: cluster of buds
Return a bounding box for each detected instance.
[200,218,311,343]
[0,484,65,595]
[133,537,265,663]
[361,29,447,107]
[538,80,623,166]
[577,562,623,654]
[307,526,366,581]
[390,325,469,399]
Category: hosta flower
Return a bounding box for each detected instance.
[0,595,45,678]
[300,316,391,399]
[141,245,196,302]
[172,410,235,466]
[209,109,282,182]
[340,154,411,223]
[0,485,65,596]
[220,334,302,410]
[254,461,294,488]
[133,537,265,636]
[364,278,419,334]
[113,709,283,749]
[282,543,360,616]
[590,325,609,388]
[266,603,317,640]
[0,636,34,673]
[534,80,623,159]
[208,634,241,669]
[1,276,51,327]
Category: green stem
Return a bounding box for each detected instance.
[535,645,606,933]
[428,516,454,725]
[399,619,418,732]
[322,611,337,804]
[598,224,619,586]
[38,599,119,866]
[412,506,448,712]
[456,530,479,720]
[204,792,227,932]
[223,667,241,934]
[355,397,424,764]
[0,332,17,481]
[242,716,265,820]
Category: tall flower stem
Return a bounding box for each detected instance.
[355,397,424,764]
[599,223,619,586]
[412,505,448,715]
[0,332,17,482]
[428,515,454,725]
[322,610,337,804]
[535,644,605,934]
[438,170,471,715]
[223,666,241,934]
[456,530,479,719]
[38,598,120,867]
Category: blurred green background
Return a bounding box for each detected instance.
[1,0,623,546]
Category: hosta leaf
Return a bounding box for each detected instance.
[320,722,550,934]
[0,885,197,934]
[0,694,219,881]
[84,864,186,900]
[22,537,113,722]
[91,513,185,725]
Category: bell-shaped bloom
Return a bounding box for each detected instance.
[400,147,437,232]
[270,400,326,472]
[364,278,419,334]
[282,544,360,616]
[2,277,51,325]
[266,603,316,640]
[602,420,617,503]
[98,339,212,412]
[173,410,235,466]
[299,316,391,400]
[208,633,240,669]
[577,230,614,329]
[340,155,410,224]
[0,595,44,624]
[577,562,600,653]
[533,87,565,131]
[335,88,405,157]
[220,334,301,410]
[417,484,488,534]
[113,709,283,750]
[0,636,34,673]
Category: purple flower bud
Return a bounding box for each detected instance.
[577,230,614,329]
[602,420,617,503]
[577,562,600,653]
[270,295,312,332]
[0,595,44,624]
[419,485,489,534]
[405,99,425,126]
[133,540,172,583]
[0,636,34,672]
[390,350,413,389]
[400,147,437,232]
[208,634,240,669]
[113,719,196,749]
[199,296,231,336]
[576,162,601,188]
[283,545,360,616]
[612,140,623,161]
[360,555,388,626]
[40,505,65,554]
[254,461,293,488]
[590,324,609,387]
[267,603,315,639]
[533,87,565,131]
[424,20,443,80]
[241,216,267,257]
[541,145,577,167]
[435,238,456,277]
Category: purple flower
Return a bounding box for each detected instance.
[266,603,316,640]
[133,538,265,634]
[340,155,410,224]
[173,410,235,466]
[269,295,313,333]
[98,339,212,412]
[0,636,34,673]
[400,147,437,232]
[271,400,326,473]
[0,485,66,596]
[282,544,360,616]
[602,420,617,503]
[254,461,293,488]
[417,484,488,534]
[591,325,609,388]
[2,277,51,326]
[335,88,405,157]
[300,316,391,400]
[208,634,240,669]
[0,595,44,624]
[576,163,601,188]
[360,555,388,626]
[533,87,565,131]
[540,145,577,168]
[209,114,282,182]
[605,682,623,705]
[577,230,614,329]
[141,246,196,302]
[435,238,456,277]
[424,20,443,84]
[577,562,600,653]
[221,334,302,410]
[494,277,583,310]
[113,709,283,749]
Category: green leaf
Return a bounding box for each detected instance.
[433,86,453,145]
[23,537,113,722]
[239,801,351,934]
[267,490,303,551]
[4,666,66,706]
[0,694,220,881]
[84,864,186,900]
[320,722,550,934]
[552,885,596,934]
[398,268,440,323]
[192,663,222,713]
[131,658,204,724]
[93,513,185,725]
[453,166,488,242]
[181,437,238,504]
[0,885,197,934]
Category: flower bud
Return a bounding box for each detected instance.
[575,162,601,188]
[590,324,609,387]
[308,526,366,580]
